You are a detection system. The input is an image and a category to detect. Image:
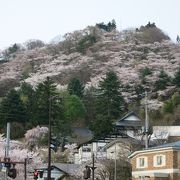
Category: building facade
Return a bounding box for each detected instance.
[74,111,143,164]
[129,141,180,180]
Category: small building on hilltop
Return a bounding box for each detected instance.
[129,141,180,180]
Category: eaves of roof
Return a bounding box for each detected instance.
[129,145,180,158]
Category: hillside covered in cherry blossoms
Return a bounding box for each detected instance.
[0,22,180,124]
[0,21,179,179]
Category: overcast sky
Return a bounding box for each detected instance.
[0,0,179,49]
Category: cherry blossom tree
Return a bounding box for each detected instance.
[0,134,42,180]
[25,126,48,150]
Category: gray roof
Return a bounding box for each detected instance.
[69,128,93,144]
[129,140,180,158]
[53,163,81,175]
[115,111,142,127]
[37,163,81,176]
[148,140,180,150]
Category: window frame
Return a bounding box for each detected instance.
[136,156,148,168]
[153,154,166,167]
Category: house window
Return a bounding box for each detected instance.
[97,146,106,152]
[153,154,166,167]
[82,147,91,152]
[136,156,148,168]
[139,177,145,180]
[157,156,162,165]
[140,158,145,167]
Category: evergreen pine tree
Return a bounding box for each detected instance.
[92,114,113,138]
[173,68,180,87]
[92,71,125,137]
[111,19,116,30]
[0,89,27,126]
[97,71,125,120]
[64,95,86,125]
[33,77,60,125]
[18,82,36,127]
[67,77,84,98]
[155,69,171,90]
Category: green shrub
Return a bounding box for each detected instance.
[10,122,26,139]
[96,19,116,32]
[162,100,174,113]
[140,67,152,77]
[136,24,170,44]
[173,68,180,87]
[162,92,180,114]
[172,92,180,107]
[155,69,171,90]
[76,35,97,54]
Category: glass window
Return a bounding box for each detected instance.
[97,146,106,152]
[137,156,148,168]
[157,156,162,165]
[139,158,145,167]
[139,177,145,180]
[153,154,165,167]
[82,147,91,152]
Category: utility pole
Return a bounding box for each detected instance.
[145,91,149,149]
[5,122,10,180]
[114,141,117,180]
[91,153,97,180]
[47,77,52,180]
[92,153,95,180]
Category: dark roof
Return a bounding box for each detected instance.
[53,163,81,175]
[37,163,81,176]
[69,127,93,144]
[115,111,142,127]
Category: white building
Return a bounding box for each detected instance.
[74,141,107,164]
[74,111,143,164]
